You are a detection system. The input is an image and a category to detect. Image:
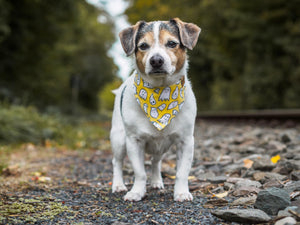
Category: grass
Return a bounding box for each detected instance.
[0,104,111,173]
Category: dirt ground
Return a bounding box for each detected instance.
[1,119,299,224]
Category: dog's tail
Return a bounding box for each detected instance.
[111,88,119,95]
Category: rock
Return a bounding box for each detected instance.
[231,196,257,206]
[211,208,271,224]
[277,206,299,217]
[253,172,287,183]
[253,158,276,171]
[235,179,262,189]
[254,187,291,215]
[263,180,283,188]
[232,186,260,196]
[281,133,291,143]
[224,182,234,191]
[273,161,299,175]
[284,181,300,194]
[226,177,246,183]
[197,171,215,181]
[274,217,296,225]
[207,175,227,184]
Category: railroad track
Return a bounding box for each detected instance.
[197,109,300,120]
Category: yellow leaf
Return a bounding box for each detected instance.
[243,159,254,169]
[165,175,196,180]
[188,176,196,180]
[214,191,228,199]
[271,155,281,164]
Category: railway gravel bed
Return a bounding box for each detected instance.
[1,119,300,224]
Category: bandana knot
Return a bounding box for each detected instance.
[133,74,186,130]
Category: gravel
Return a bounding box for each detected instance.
[1,119,300,224]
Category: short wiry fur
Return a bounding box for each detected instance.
[111,18,201,201]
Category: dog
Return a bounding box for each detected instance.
[110,18,201,202]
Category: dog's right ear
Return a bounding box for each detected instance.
[119,21,145,56]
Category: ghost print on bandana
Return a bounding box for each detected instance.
[133,74,186,130]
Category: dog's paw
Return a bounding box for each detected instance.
[151,181,164,189]
[123,191,144,201]
[112,184,127,193]
[174,192,193,202]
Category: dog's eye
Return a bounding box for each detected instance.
[166,41,178,48]
[138,43,150,51]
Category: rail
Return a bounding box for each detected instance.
[197,109,300,120]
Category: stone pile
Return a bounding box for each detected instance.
[163,120,300,224]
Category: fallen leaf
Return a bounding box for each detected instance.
[165,174,196,180]
[214,191,228,199]
[243,159,254,169]
[271,155,281,164]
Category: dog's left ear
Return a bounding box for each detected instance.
[171,18,201,50]
[119,21,145,56]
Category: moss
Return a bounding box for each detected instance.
[0,196,75,224]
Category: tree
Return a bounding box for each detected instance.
[124,0,300,111]
[0,0,116,112]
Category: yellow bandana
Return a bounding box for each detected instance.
[133,74,186,130]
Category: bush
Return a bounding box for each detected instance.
[0,105,108,148]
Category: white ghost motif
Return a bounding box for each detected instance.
[180,87,184,98]
[143,81,153,88]
[143,103,148,114]
[133,85,137,94]
[179,101,184,110]
[152,122,162,130]
[158,87,171,101]
[136,75,141,85]
[158,113,171,126]
[172,86,179,99]
[158,104,166,111]
[168,101,178,109]
[150,107,159,118]
[172,109,178,115]
[139,89,148,100]
[149,94,156,105]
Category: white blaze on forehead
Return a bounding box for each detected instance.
[153,21,161,46]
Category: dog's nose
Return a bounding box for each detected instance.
[150,54,164,68]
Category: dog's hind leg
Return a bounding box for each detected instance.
[151,156,164,189]
[110,115,127,192]
[111,130,127,193]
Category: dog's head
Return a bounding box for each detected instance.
[119,18,201,78]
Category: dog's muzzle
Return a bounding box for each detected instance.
[149,54,167,74]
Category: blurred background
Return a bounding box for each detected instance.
[0,0,299,147]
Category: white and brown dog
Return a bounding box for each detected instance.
[110,18,201,202]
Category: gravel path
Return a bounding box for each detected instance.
[1,119,300,224]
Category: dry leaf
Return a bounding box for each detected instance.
[243,159,254,169]
[214,191,228,199]
[271,155,281,164]
[165,174,196,180]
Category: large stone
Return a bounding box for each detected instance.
[254,187,291,215]
[211,208,271,224]
[274,217,296,225]
[284,180,300,194]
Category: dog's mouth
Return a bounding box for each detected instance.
[148,69,168,76]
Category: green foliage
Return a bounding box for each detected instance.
[98,79,123,112]
[0,0,116,111]
[125,0,300,111]
[0,105,108,148]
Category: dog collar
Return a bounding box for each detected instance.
[133,74,186,130]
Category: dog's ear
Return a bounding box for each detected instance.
[119,21,145,56]
[171,18,201,50]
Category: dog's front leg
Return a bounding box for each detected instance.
[174,136,194,201]
[123,136,147,201]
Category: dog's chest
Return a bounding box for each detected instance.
[144,133,177,155]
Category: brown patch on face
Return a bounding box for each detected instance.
[136,32,155,74]
[159,29,186,73]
